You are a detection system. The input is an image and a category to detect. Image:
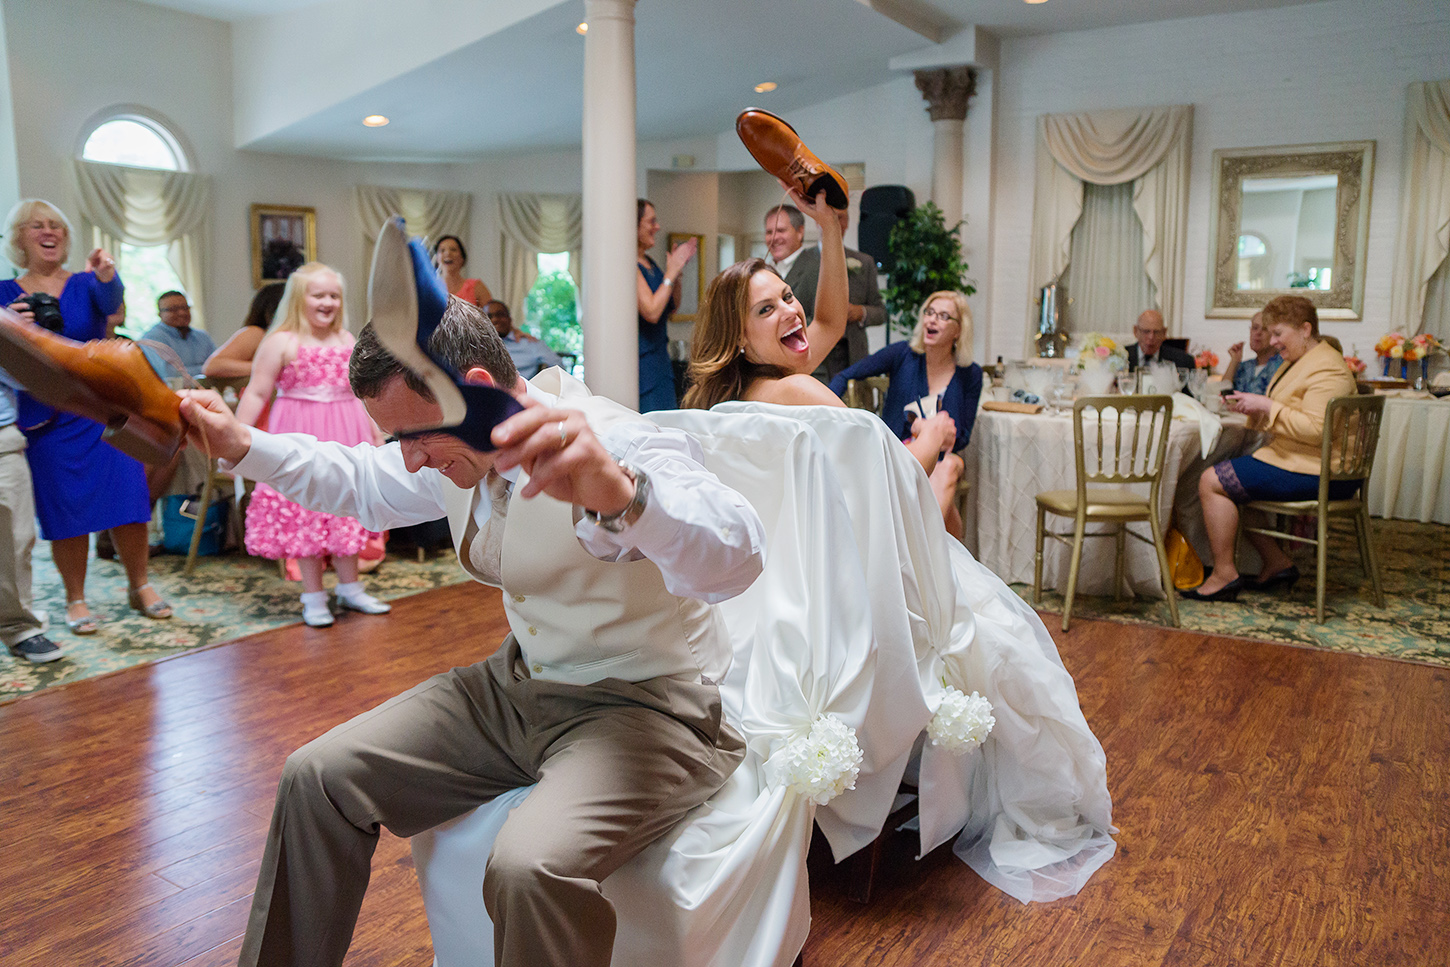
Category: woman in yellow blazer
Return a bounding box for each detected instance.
[1186,295,1357,601]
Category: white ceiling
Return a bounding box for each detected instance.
[129,0,1330,161]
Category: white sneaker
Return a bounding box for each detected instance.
[335,584,391,615]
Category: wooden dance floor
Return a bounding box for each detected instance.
[1,581,1445,966]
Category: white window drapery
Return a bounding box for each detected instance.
[1060,182,1154,333]
[1389,79,1450,341]
[71,160,212,329]
[1028,105,1194,345]
[496,193,583,316]
[354,187,473,317]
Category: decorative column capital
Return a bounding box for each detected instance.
[914,66,977,122]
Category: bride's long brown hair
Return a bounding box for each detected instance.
[683,258,789,409]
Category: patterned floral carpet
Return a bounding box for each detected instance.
[1014,518,1450,668]
[1,542,474,702]
[8,519,1445,701]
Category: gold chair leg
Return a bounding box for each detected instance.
[1315,511,1329,623]
[184,473,216,577]
[1033,505,1046,605]
[1148,508,1180,628]
[1358,507,1386,607]
[1114,525,1126,602]
[1061,515,1087,633]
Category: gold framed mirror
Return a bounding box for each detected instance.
[1205,141,1374,320]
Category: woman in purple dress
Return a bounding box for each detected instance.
[1,199,170,635]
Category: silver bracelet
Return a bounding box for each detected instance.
[583,462,650,534]
[661,278,674,287]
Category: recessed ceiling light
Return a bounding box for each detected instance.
[576,22,588,34]
[1024,0,1049,4]
[754,81,778,93]
[363,115,389,127]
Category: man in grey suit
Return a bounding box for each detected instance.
[763,204,885,383]
[1125,308,1195,369]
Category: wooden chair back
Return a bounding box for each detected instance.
[1071,394,1175,504]
[1320,393,1385,496]
[844,376,890,416]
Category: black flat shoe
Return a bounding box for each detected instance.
[1179,577,1244,602]
[1248,565,1300,592]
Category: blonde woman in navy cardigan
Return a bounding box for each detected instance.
[829,290,983,537]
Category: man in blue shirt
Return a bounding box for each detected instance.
[0,369,62,662]
[482,299,565,379]
[1227,310,1283,395]
[141,291,215,381]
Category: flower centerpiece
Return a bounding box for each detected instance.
[1194,349,1220,373]
[1404,333,1444,389]
[1374,333,1406,376]
[1403,332,1442,362]
[1075,333,1128,372]
[1344,355,1367,375]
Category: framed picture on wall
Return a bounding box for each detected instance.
[250,204,317,288]
[666,232,706,321]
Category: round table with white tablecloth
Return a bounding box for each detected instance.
[1367,396,1450,524]
[961,406,1248,599]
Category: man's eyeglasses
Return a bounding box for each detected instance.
[922,307,959,323]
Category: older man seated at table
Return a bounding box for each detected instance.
[1126,309,1194,370]
[1186,295,1357,602]
[1226,310,1283,395]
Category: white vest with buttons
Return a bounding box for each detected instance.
[440,369,732,687]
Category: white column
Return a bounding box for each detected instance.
[914,67,976,228]
[931,118,964,228]
[581,0,639,408]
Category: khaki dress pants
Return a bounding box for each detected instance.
[239,636,744,967]
[0,425,43,648]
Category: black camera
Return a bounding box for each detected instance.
[15,292,64,333]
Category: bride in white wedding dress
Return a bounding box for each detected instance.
[409,188,1114,966]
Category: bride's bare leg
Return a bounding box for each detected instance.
[930,452,965,540]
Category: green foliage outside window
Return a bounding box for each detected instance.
[524,270,583,362]
[882,202,975,339]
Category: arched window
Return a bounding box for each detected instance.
[76,113,194,336]
[82,117,185,171]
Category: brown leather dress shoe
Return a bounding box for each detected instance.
[0,313,183,464]
[736,109,850,210]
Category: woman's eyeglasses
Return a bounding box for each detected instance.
[922,307,959,323]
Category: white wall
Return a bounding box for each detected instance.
[4,0,491,335]
[986,0,1450,362]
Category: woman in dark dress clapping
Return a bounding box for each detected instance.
[635,199,696,412]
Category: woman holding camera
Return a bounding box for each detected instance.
[1,199,170,636]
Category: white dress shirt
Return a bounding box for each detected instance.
[227,382,765,604]
[766,243,805,278]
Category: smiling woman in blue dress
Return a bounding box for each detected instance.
[0,199,170,634]
[635,199,697,412]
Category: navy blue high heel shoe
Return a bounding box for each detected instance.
[367,216,522,452]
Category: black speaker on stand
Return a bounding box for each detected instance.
[856,185,916,276]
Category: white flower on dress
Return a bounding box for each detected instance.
[927,686,995,753]
[769,714,864,805]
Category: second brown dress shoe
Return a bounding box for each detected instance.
[0,312,183,464]
[736,108,850,210]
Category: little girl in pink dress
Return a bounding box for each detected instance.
[236,262,391,627]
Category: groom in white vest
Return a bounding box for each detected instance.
[179,298,763,967]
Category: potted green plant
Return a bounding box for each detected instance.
[883,202,975,339]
